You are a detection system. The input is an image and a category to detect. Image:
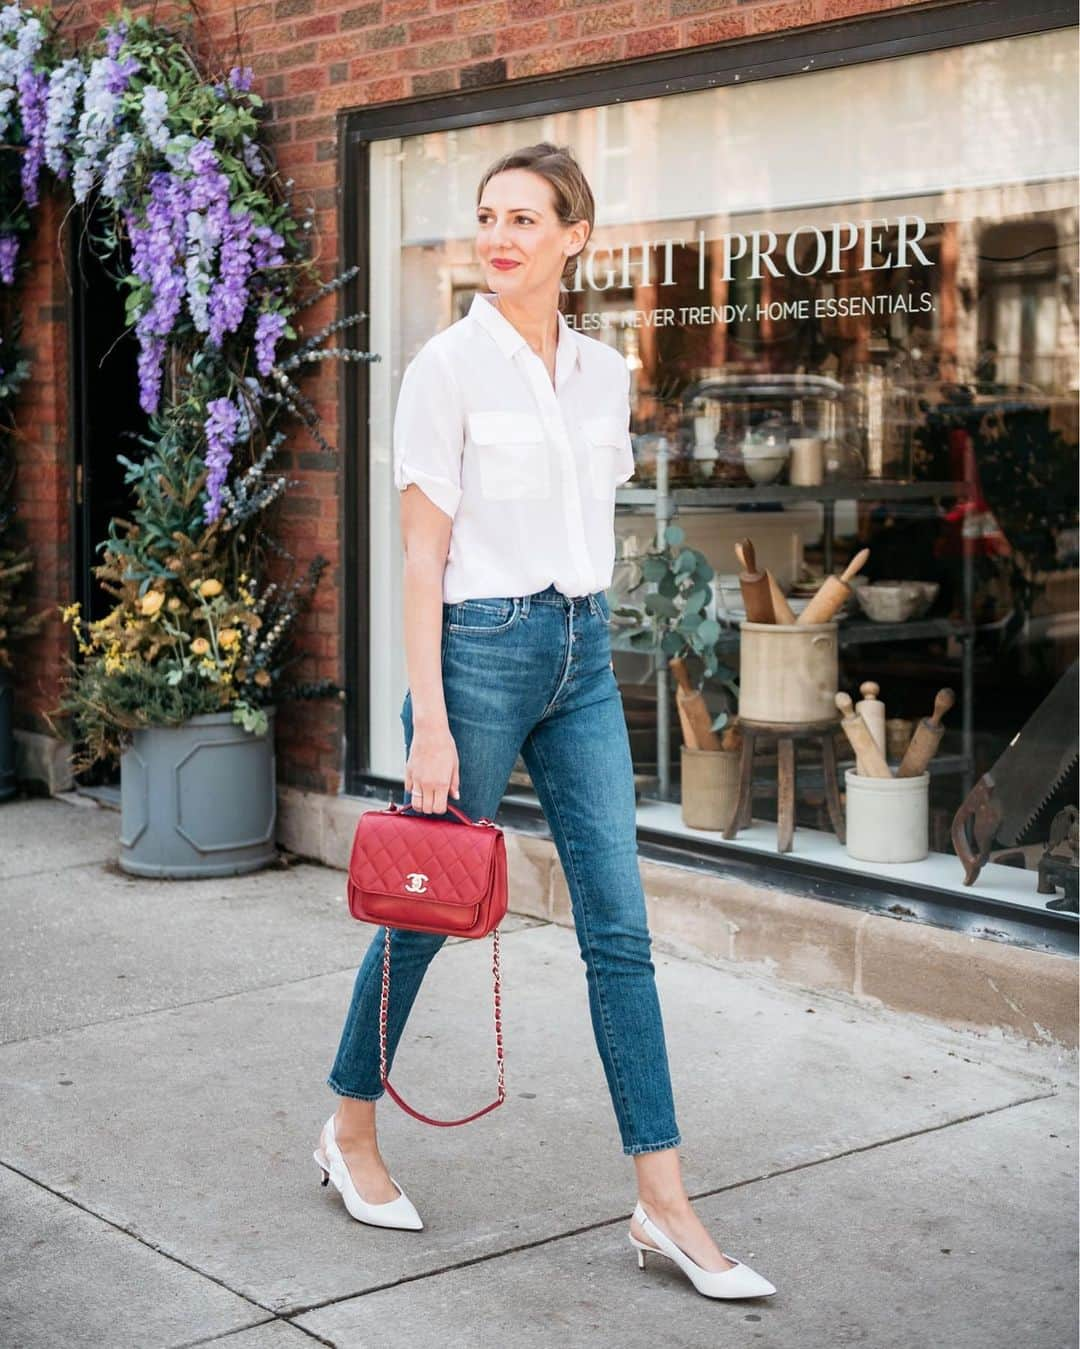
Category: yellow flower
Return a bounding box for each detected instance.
[59,601,81,624]
[254,669,271,688]
[218,628,239,648]
[167,597,182,612]
[141,590,165,616]
[191,637,210,656]
[197,578,223,598]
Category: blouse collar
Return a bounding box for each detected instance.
[469,291,581,385]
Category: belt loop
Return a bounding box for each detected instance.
[521,593,530,618]
[586,592,599,618]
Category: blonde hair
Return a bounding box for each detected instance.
[476,142,594,290]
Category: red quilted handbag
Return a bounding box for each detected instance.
[346,799,508,1127]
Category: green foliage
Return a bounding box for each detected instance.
[610,523,739,731]
[0,6,367,761]
[50,655,229,768]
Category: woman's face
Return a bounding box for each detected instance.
[475,168,589,299]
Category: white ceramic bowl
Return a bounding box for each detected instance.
[742,438,791,460]
[744,456,787,484]
[855,583,922,623]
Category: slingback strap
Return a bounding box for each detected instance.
[378,924,506,1127]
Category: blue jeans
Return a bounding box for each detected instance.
[327,583,682,1156]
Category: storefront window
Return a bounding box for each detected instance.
[364,26,1078,901]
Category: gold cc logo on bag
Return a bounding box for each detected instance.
[403,872,429,893]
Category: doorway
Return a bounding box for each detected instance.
[70,205,150,783]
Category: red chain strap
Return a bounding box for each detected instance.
[378,924,506,1126]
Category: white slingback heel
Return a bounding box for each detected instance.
[628,1201,776,1299]
[313,1113,424,1230]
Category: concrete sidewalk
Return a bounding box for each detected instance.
[0,796,1076,1349]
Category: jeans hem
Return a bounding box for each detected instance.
[623,1133,682,1156]
[326,1076,384,1102]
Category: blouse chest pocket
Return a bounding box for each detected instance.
[467,410,550,501]
[582,415,627,500]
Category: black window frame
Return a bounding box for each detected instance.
[337,0,1079,952]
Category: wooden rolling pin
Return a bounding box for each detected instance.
[734,539,776,624]
[719,717,742,752]
[765,571,796,624]
[796,548,871,625]
[856,680,887,771]
[669,656,723,750]
[896,688,955,778]
[835,691,893,778]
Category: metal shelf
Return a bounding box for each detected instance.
[710,617,974,648]
[617,447,977,804]
[616,479,969,508]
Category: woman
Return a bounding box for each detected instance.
[316,142,776,1302]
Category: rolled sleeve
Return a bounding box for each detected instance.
[614,357,636,486]
[393,342,464,521]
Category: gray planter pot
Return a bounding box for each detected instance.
[0,665,14,802]
[119,708,277,878]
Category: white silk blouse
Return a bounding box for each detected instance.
[392,291,635,605]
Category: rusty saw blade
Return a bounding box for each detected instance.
[987,659,1078,846]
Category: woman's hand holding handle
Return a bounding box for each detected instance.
[404,724,461,814]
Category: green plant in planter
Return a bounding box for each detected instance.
[609,523,739,736]
[0,7,373,768]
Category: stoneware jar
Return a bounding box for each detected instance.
[844,766,929,863]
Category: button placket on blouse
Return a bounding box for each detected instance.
[520,350,593,596]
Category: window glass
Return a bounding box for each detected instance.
[366,28,1078,898]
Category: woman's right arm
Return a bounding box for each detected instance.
[399,487,460,815]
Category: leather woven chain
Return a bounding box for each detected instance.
[378,923,506,1126]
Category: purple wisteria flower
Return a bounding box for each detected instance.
[240,134,264,178]
[102,131,138,201]
[251,223,285,271]
[72,51,140,203]
[210,209,253,346]
[127,169,189,411]
[0,234,19,285]
[105,53,140,96]
[104,20,128,60]
[15,65,46,204]
[44,58,83,180]
[204,395,241,522]
[0,5,296,433]
[254,310,286,375]
[0,6,43,148]
[140,83,169,152]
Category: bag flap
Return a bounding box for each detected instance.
[348,810,498,907]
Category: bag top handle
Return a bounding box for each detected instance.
[387,799,496,829]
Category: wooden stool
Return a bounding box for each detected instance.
[723,717,846,853]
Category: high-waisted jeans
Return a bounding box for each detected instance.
[327,583,682,1156]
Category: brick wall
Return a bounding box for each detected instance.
[11,193,72,743]
[16,0,921,793]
